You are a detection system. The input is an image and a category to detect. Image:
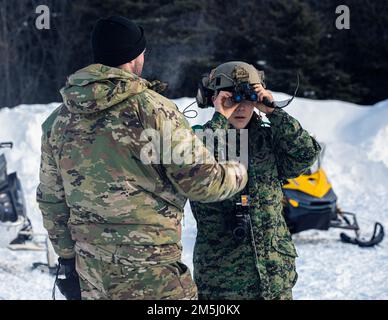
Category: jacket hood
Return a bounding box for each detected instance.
[60,64,149,114]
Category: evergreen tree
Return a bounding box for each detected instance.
[0,0,387,108]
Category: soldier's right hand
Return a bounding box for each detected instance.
[212,91,239,119]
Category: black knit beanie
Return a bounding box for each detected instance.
[91,16,146,67]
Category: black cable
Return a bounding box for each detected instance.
[182,101,198,119]
[273,73,300,109]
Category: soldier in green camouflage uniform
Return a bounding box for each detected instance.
[190,62,321,300]
[36,18,247,300]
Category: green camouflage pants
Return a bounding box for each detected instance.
[75,250,197,300]
[193,237,297,301]
[198,289,293,300]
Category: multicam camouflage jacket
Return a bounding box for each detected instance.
[36,64,247,264]
[190,111,321,300]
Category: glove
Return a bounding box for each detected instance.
[53,257,81,300]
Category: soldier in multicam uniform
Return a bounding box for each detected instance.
[190,61,321,300]
[36,17,248,300]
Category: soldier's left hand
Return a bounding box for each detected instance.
[253,84,275,115]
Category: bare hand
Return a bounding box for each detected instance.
[253,84,275,115]
[213,91,239,119]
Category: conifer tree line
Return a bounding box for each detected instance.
[0,0,387,108]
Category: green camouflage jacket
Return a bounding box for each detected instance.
[36,64,247,264]
[190,110,321,299]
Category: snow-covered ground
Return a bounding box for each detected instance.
[0,94,387,300]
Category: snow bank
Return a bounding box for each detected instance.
[0,103,60,234]
[0,103,60,299]
[0,95,387,299]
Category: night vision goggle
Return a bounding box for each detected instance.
[225,82,274,107]
[195,73,299,110]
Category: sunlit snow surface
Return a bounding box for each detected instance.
[0,94,387,300]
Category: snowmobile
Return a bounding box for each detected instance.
[282,144,384,247]
[0,141,57,272]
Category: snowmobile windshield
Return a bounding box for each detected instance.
[309,159,320,174]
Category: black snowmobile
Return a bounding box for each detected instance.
[0,142,57,272]
[282,144,384,247]
[0,142,31,245]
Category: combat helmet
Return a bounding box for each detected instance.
[207,61,265,91]
[196,61,266,108]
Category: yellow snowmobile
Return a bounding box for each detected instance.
[282,144,384,247]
